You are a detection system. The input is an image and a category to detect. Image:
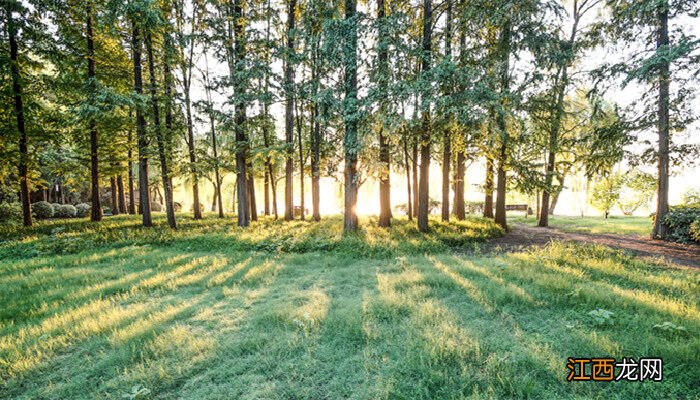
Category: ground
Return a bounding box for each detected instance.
[1,215,698,399]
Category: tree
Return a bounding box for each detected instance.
[284,0,296,221]
[590,173,622,218]
[416,0,432,233]
[343,0,359,231]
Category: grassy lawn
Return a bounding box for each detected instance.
[1,215,699,399]
[509,215,652,236]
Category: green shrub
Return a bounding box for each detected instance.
[690,219,700,243]
[32,201,54,219]
[55,204,77,218]
[151,202,163,212]
[75,203,91,218]
[662,206,700,243]
[51,203,62,214]
[0,202,22,224]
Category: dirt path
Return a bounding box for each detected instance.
[489,223,700,269]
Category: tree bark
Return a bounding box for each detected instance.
[493,21,511,231]
[652,1,670,239]
[453,148,465,220]
[127,121,136,214]
[483,155,494,218]
[343,0,359,232]
[146,33,177,229]
[440,0,452,222]
[86,2,102,222]
[417,0,433,233]
[232,0,250,227]
[404,133,413,221]
[377,0,391,227]
[284,0,296,221]
[248,162,257,221]
[132,22,151,226]
[110,176,120,215]
[296,98,305,220]
[117,174,127,213]
[412,135,419,218]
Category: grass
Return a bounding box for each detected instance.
[508,215,652,236]
[1,214,699,399]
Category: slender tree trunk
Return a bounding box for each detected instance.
[248,163,257,221]
[453,148,465,220]
[377,0,391,227]
[417,0,433,233]
[343,0,359,231]
[86,2,102,222]
[484,155,494,217]
[652,1,670,239]
[264,169,270,216]
[296,98,305,220]
[284,0,296,221]
[549,184,561,215]
[127,122,136,214]
[110,176,120,215]
[311,38,321,222]
[117,174,126,213]
[132,22,151,226]
[412,134,418,218]
[183,45,201,220]
[404,133,413,221]
[232,0,250,227]
[440,0,452,222]
[493,22,511,231]
[145,34,176,229]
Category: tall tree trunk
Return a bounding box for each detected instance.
[377,0,391,227]
[652,1,670,239]
[284,0,296,221]
[203,60,224,219]
[412,134,418,218]
[232,0,250,227]
[453,148,465,220]
[117,174,126,213]
[86,2,102,222]
[343,0,359,231]
[127,121,136,214]
[110,176,120,215]
[182,19,201,220]
[440,0,452,222]
[248,163,257,221]
[264,169,270,216]
[483,155,494,217]
[403,133,413,221]
[132,22,152,227]
[310,36,321,222]
[145,33,177,229]
[296,98,305,220]
[417,0,433,233]
[493,21,511,231]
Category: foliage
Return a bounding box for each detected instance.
[151,202,163,212]
[51,203,62,214]
[690,219,700,243]
[0,202,22,224]
[589,174,622,217]
[616,171,656,215]
[465,201,484,215]
[31,201,54,220]
[662,205,700,243]
[55,204,77,218]
[75,203,91,218]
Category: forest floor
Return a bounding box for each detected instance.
[495,220,700,269]
[1,214,698,399]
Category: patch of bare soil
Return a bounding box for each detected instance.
[486,223,700,269]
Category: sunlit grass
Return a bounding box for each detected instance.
[509,215,652,236]
[0,217,698,399]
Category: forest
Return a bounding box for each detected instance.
[1,0,700,399]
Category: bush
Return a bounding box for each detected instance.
[662,206,700,244]
[174,202,182,212]
[32,201,54,219]
[51,203,62,214]
[465,201,485,215]
[191,203,205,213]
[0,202,22,224]
[75,203,91,218]
[690,219,700,243]
[151,202,163,212]
[55,204,77,218]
